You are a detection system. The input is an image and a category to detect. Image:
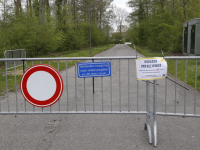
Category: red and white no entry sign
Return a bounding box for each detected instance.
[20,64,63,107]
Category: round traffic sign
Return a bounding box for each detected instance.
[20,64,63,107]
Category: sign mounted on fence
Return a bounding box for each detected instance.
[77,61,111,78]
[20,64,63,107]
[136,57,167,80]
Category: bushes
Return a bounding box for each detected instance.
[112,32,125,44]
[128,12,183,53]
[127,0,200,54]
[0,15,109,58]
[0,16,59,57]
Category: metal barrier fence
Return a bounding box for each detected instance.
[4,49,26,70]
[0,56,200,147]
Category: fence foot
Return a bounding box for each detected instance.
[153,121,157,147]
[145,81,152,144]
[146,122,152,144]
[153,80,157,147]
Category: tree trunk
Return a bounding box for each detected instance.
[39,0,44,25]
[29,0,32,12]
[14,0,22,17]
[183,0,188,22]
[99,2,102,29]
[3,0,6,21]
[45,0,50,19]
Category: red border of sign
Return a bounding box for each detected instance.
[20,64,63,107]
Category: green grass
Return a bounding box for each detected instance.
[128,45,200,92]
[0,44,115,95]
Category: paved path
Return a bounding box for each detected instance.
[0,44,200,150]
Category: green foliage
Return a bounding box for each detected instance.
[128,0,200,53]
[0,0,113,59]
[112,33,125,44]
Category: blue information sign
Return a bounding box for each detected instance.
[77,61,111,78]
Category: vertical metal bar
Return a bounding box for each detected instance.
[93,83,95,112]
[146,81,149,118]
[84,78,86,112]
[119,59,121,112]
[175,60,177,113]
[93,87,95,112]
[23,60,25,73]
[32,61,34,114]
[40,60,41,64]
[14,61,18,112]
[32,61,34,111]
[194,59,197,114]
[137,80,139,112]
[66,60,69,112]
[184,60,187,115]
[33,60,35,112]
[25,51,27,68]
[165,60,167,113]
[92,60,95,112]
[101,76,103,112]
[101,60,103,112]
[24,64,26,111]
[49,61,51,113]
[128,59,130,112]
[5,61,10,112]
[92,59,94,94]
[23,61,26,111]
[57,60,60,112]
[75,60,77,112]
[135,42,139,112]
[153,80,157,147]
[146,80,152,144]
[110,59,113,112]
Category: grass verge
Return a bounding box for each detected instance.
[0,44,115,95]
[128,45,200,92]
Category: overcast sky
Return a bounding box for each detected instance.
[112,0,132,13]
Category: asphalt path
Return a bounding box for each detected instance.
[0,44,200,150]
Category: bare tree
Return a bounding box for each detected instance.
[39,0,44,24]
[14,0,22,17]
[182,0,189,22]
[114,7,128,35]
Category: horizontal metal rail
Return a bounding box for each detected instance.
[157,112,200,118]
[0,111,147,115]
[164,56,200,59]
[1,56,200,62]
[0,56,139,61]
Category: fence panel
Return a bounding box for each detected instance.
[4,49,26,70]
[0,57,149,114]
[155,56,200,118]
[1,56,200,147]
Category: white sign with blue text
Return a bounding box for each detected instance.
[136,57,167,80]
[77,61,111,78]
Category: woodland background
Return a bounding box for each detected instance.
[127,0,200,53]
[0,0,121,57]
[0,0,200,58]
